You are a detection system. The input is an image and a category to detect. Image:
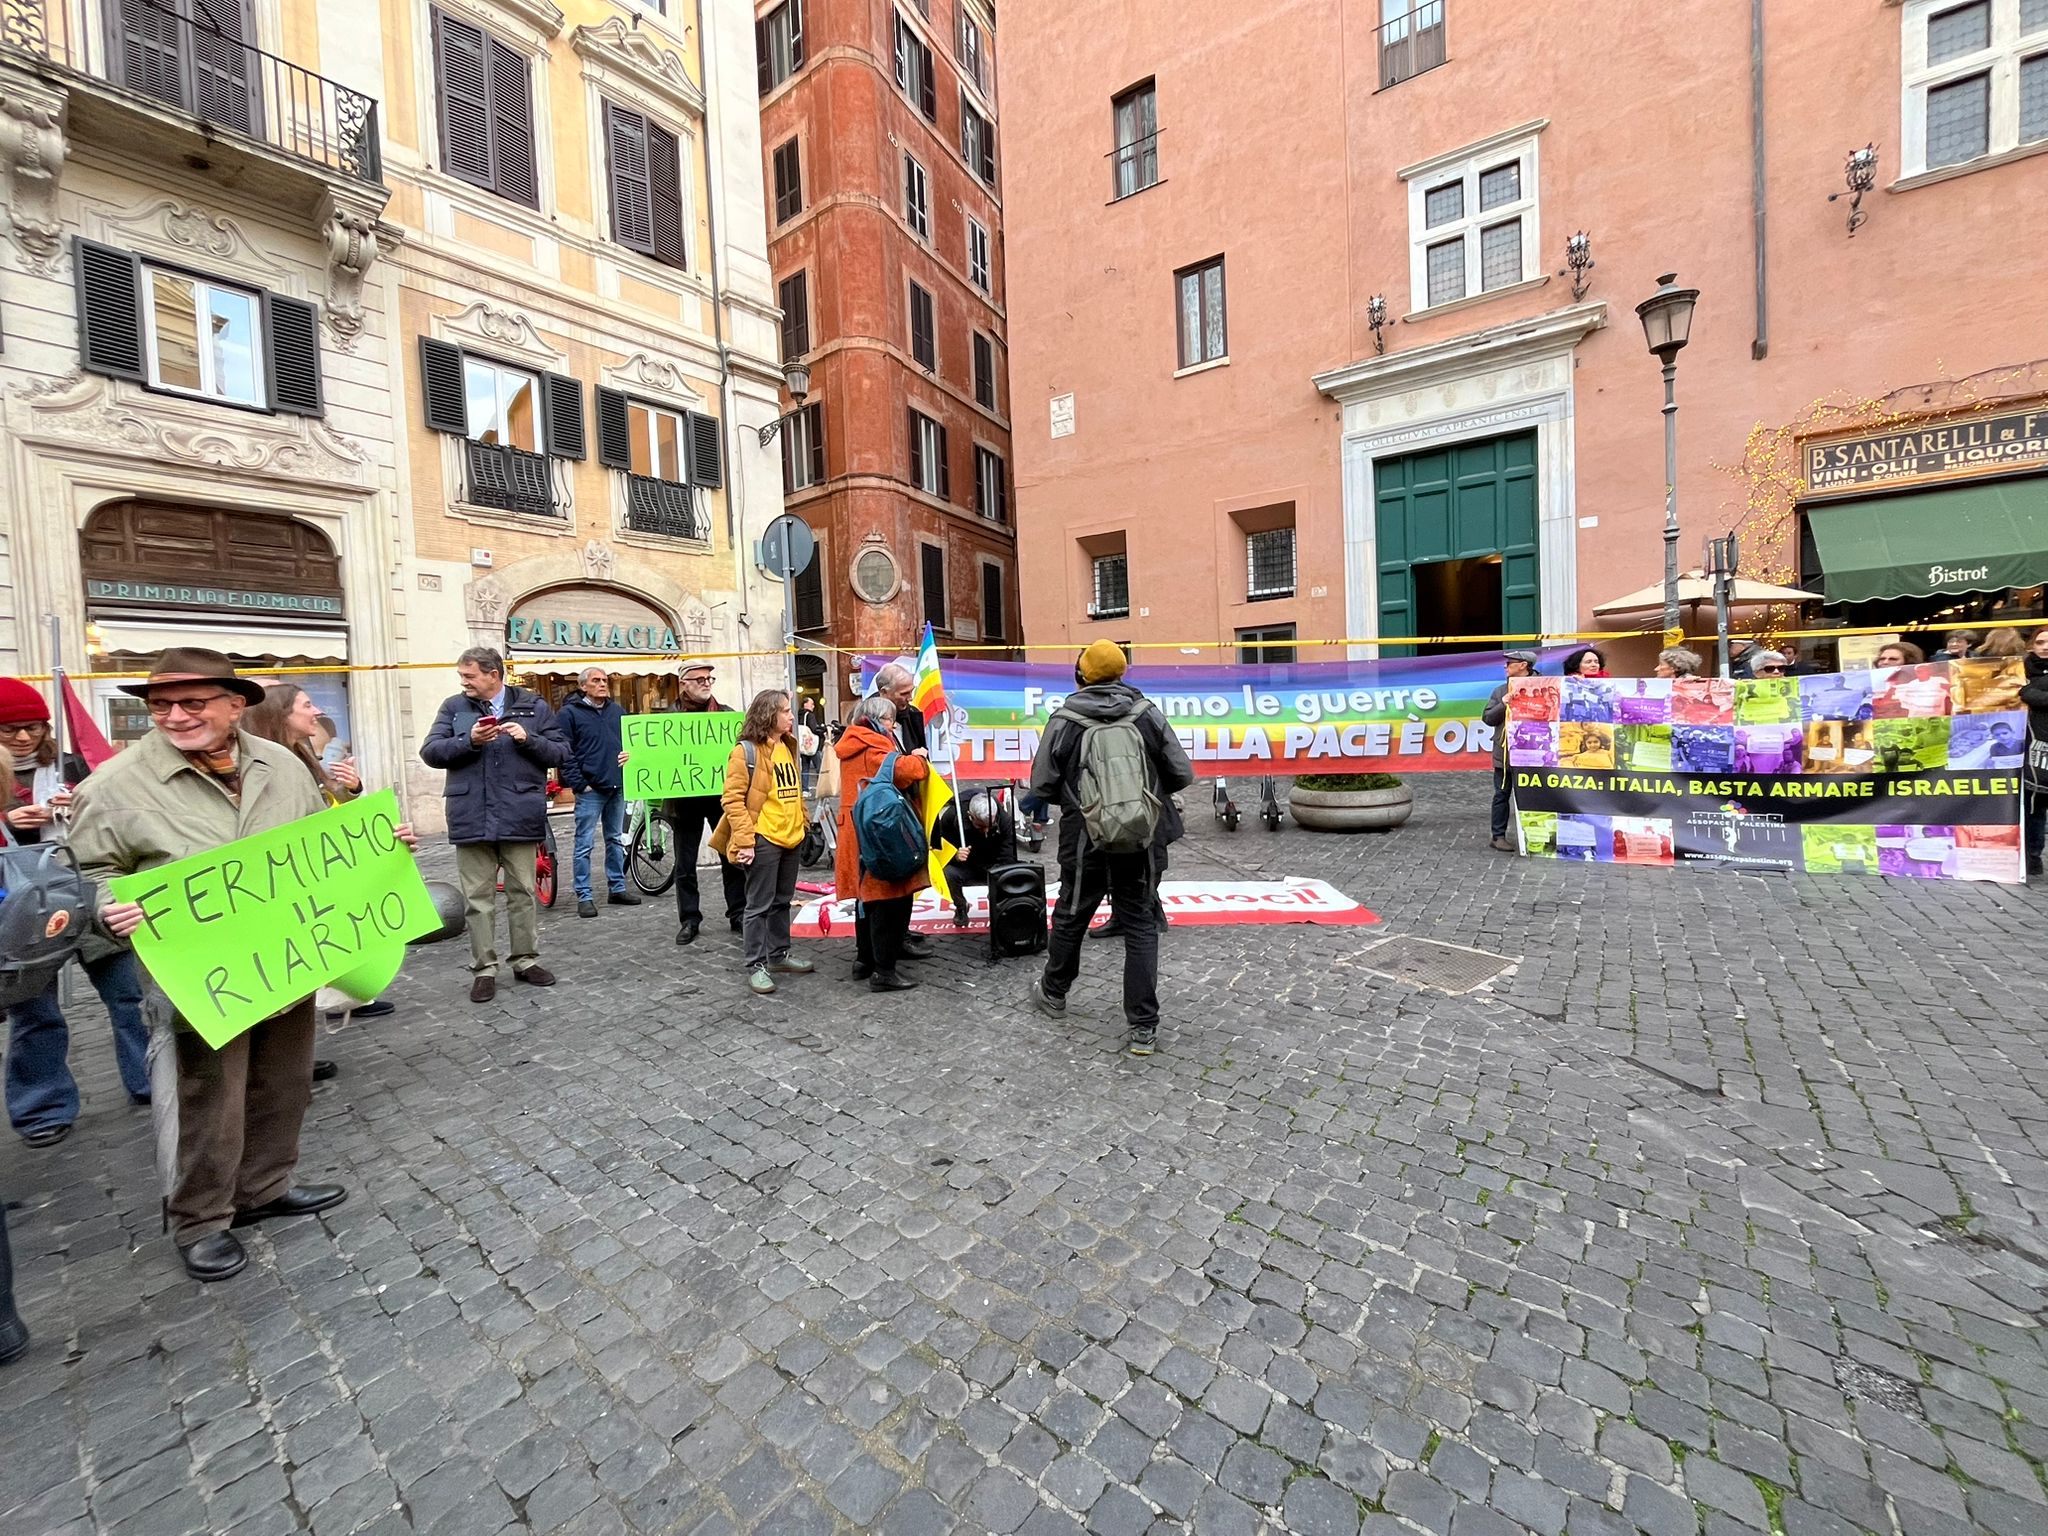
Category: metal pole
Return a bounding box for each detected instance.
[1661,360,1681,643]
[46,615,66,765]
[782,567,799,704]
[1715,577,1732,680]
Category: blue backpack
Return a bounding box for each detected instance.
[852,749,928,882]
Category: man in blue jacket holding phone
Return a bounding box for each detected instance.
[421,648,568,1002]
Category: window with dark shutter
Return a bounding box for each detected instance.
[936,422,950,499]
[772,139,802,223]
[974,445,1006,523]
[782,402,824,493]
[543,373,584,460]
[432,10,494,188]
[419,337,468,434]
[961,96,994,184]
[605,101,653,254]
[264,294,323,416]
[920,543,947,630]
[972,333,994,410]
[981,561,1004,640]
[759,0,803,93]
[74,238,145,382]
[595,385,632,468]
[909,283,935,371]
[778,272,809,361]
[432,9,536,207]
[647,124,685,268]
[487,35,537,206]
[189,0,260,134]
[793,539,826,630]
[894,14,936,119]
[687,410,723,488]
[111,0,185,107]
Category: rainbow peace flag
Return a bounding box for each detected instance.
[912,622,948,724]
[911,625,958,889]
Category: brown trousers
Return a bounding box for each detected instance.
[169,998,317,1245]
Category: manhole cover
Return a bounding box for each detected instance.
[1360,936,1517,994]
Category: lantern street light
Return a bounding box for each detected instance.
[756,359,814,446]
[1635,273,1700,644]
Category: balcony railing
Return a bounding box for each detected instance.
[625,475,709,541]
[1109,130,1160,200]
[465,441,556,518]
[4,0,382,184]
[1378,2,1447,89]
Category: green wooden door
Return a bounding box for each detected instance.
[1373,431,1539,656]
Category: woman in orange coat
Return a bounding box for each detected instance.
[834,693,930,991]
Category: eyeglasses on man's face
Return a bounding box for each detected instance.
[146,692,234,718]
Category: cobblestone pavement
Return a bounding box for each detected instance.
[5,773,2047,1536]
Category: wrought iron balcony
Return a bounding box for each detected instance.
[1378,2,1447,89]
[464,441,556,519]
[625,474,709,541]
[4,0,382,185]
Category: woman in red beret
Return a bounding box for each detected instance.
[0,678,151,1146]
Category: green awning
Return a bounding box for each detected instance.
[1806,479,2048,603]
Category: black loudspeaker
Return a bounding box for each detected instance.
[986,862,1048,958]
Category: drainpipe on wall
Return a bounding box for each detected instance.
[693,0,753,651]
[1751,0,1769,361]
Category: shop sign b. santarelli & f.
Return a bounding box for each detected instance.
[1803,408,2048,499]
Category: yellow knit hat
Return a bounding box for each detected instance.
[1078,639,1128,684]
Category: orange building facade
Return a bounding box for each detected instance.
[757,0,1016,709]
[1001,0,2048,671]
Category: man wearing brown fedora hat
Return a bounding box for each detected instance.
[68,647,409,1282]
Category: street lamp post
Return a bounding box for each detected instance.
[1635,274,1700,645]
[756,359,814,446]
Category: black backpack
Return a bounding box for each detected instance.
[0,843,97,1007]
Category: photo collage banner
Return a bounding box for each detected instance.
[1507,660,2029,883]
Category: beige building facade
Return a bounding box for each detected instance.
[0,0,787,827]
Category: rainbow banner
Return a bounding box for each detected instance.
[860,651,1545,781]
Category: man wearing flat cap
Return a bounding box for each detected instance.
[68,648,409,1282]
[1483,650,1538,853]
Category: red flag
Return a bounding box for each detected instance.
[60,675,116,768]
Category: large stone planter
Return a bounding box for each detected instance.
[1287,782,1414,832]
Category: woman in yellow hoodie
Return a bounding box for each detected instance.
[716,690,813,994]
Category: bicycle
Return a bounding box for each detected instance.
[626,800,679,896]
[500,815,561,907]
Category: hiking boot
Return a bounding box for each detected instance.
[1030,976,1067,1018]
[748,968,778,996]
[1126,1026,1158,1057]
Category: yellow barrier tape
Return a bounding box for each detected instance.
[19,620,2019,684]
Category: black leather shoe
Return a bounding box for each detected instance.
[312,1060,339,1082]
[729,916,743,933]
[901,935,936,959]
[608,890,642,906]
[232,1184,347,1228]
[577,898,598,918]
[851,963,875,982]
[20,1125,70,1149]
[470,975,497,1003]
[350,998,396,1019]
[1096,917,1128,938]
[0,1315,28,1364]
[675,921,701,945]
[129,1092,151,1107]
[869,972,920,992]
[516,965,556,987]
[179,1231,247,1282]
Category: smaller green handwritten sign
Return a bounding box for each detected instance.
[109,789,438,1049]
[622,712,741,800]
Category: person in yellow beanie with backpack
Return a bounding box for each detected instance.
[1026,642,1194,1055]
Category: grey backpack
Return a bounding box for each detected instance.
[1056,701,1161,852]
[0,842,96,1007]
